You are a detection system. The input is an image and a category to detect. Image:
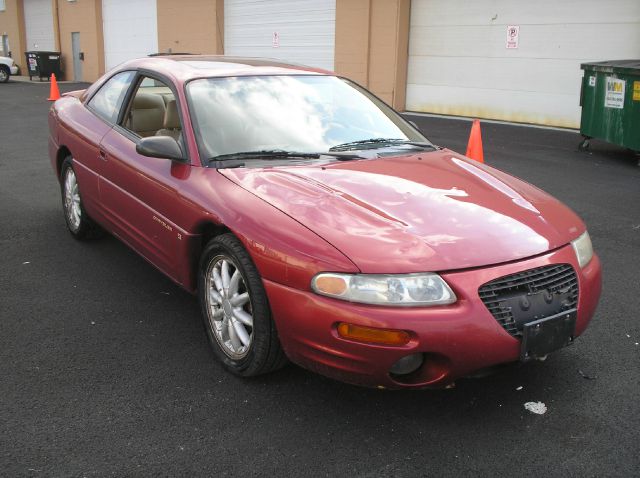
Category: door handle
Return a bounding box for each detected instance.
[98,149,107,161]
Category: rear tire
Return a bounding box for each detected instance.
[60,156,104,240]
[198,233,287,377]
[0,66,9,83]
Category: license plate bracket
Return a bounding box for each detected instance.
[520,310,577,361]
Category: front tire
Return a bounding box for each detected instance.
[60,156,103,240]
[198,233,287,377]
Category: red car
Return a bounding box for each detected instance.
[48,56,601,388]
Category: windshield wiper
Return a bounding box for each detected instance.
[329,138,434,152]
[208,149,368,168]
[209,150,322,162]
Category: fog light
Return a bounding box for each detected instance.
[389,353,424,375]
[337,323,411,346]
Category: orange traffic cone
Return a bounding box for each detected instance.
[48,73,61,101]
[465,119,484,163]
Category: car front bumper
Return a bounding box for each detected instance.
[265,244,602,388]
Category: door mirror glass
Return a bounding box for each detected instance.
[136,136,185,162]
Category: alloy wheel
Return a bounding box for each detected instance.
[205,255,254,359]
[63,167,82,231]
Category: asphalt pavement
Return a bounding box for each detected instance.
[1,79,639,477]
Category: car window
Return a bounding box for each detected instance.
[121,75,182,141]
[87,71,135,123]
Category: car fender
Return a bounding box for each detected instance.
[177,167,359,292]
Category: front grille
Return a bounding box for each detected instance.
[478,264,579,337]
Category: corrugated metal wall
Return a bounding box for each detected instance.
[406,0,640,127]
[224,0,336,71]
[102,0,158,71]
[23,0,55,51]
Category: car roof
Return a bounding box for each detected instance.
[119,55,333,82]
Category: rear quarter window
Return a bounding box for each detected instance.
[87,71,135,123]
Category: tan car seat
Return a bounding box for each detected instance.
[155,100,182,141]
[129,92,166,137]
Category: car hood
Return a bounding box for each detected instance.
[0,56,13,65]
[219,149,584,273]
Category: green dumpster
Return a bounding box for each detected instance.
[579,60,640,153]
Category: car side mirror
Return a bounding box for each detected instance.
[136,136,186,162]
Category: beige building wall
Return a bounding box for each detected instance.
[0,0,27,72]
[334,0,410,110]
[334,0,369,85]
[57,0,104,82]
[157,0,223,55]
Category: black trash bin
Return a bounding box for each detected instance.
[25,51,62,81]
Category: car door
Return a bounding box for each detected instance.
[71,70,135,222]
[98,73,192,282]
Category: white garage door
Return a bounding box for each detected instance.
[406,0,640,128]
[102,0,158,71]
[225,0,336,71]
[23,0,55,51]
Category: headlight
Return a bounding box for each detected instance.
[571,231,593,268]
[311,272,456,306]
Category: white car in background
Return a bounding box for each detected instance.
[0,56,19,82]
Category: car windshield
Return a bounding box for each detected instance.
[186,75,431,160]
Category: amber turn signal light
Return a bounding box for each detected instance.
[313,275,348,295]
[337,323,411,346]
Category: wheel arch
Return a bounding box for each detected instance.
[195,221,233,250]
[186,220,234,292]
[55,146,72,179]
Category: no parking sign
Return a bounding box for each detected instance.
[506,25,519,49]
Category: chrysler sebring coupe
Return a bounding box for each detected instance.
[48,56,601,388]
